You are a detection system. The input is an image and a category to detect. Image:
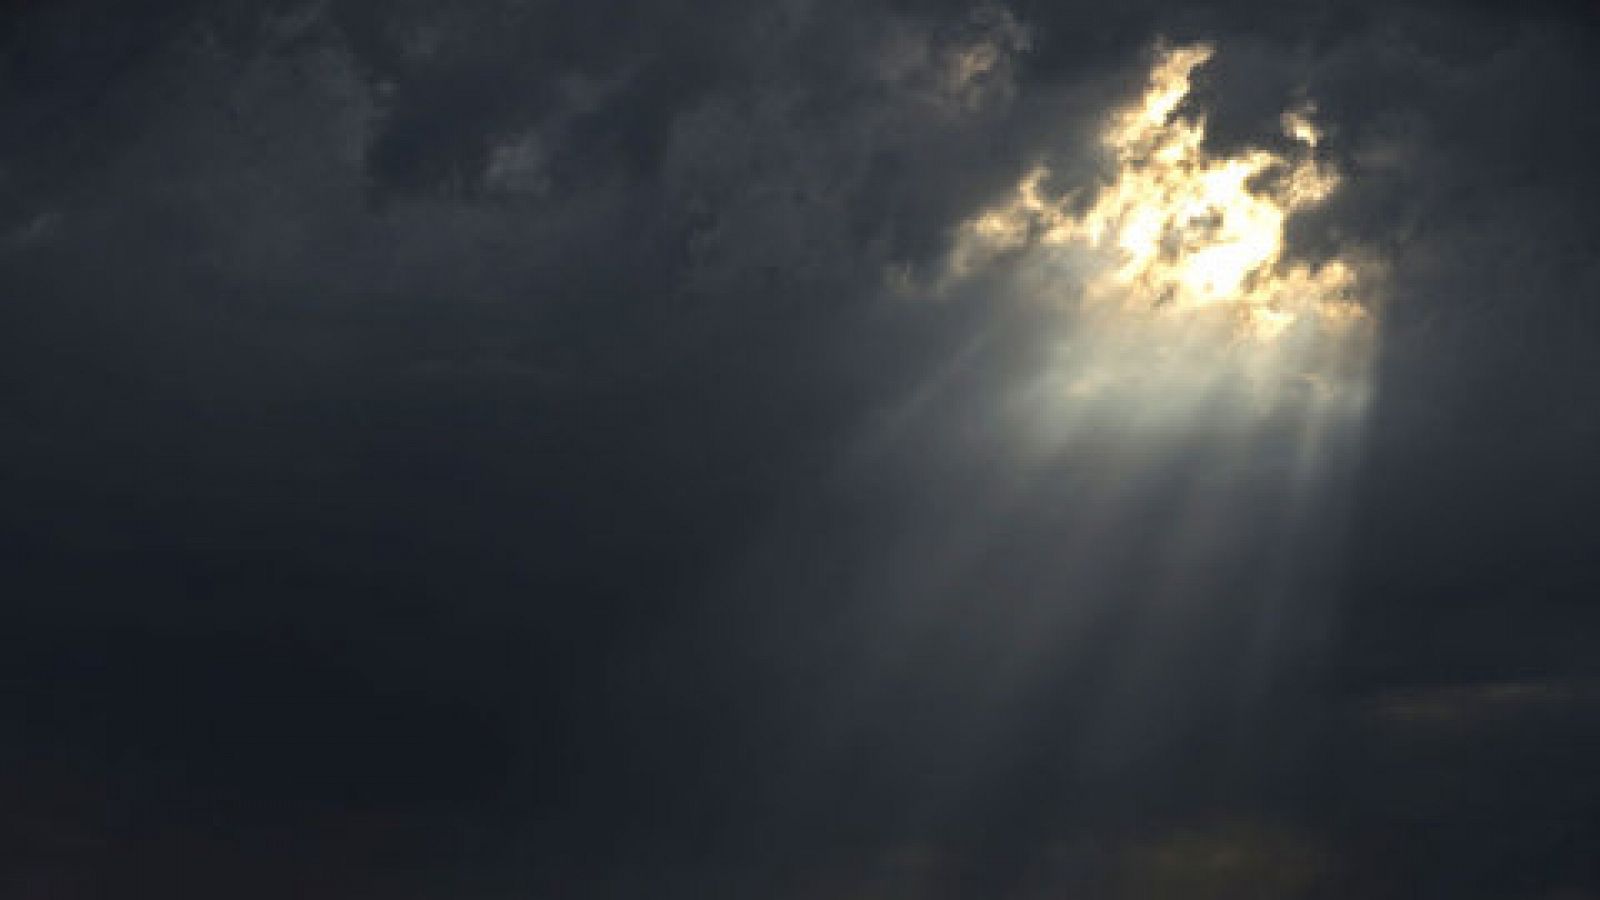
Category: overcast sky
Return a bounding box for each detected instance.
[4,1,1600,897]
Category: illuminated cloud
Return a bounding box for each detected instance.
[945,42,1378,424]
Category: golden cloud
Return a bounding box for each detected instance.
[947,42,1377,418]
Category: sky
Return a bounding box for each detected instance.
[4,1,1600,897]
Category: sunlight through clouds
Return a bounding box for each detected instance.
[852,44,1390,753]
[947,42,1378,432]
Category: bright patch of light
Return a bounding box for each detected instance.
[947,42,1377,430]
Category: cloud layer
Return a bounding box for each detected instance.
[4,1,1600,896]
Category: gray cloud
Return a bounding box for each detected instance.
[3,1,1599,896]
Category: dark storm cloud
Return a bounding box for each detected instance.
[0,0,1052,877]
[4,0,1600,896]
